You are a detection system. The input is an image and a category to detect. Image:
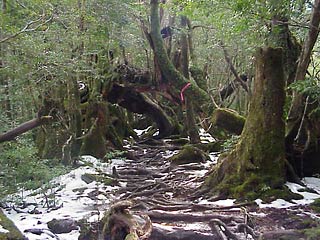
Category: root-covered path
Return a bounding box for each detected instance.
[2,139,320,240]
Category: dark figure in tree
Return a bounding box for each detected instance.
[161,26,172,39]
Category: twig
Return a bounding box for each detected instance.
[0,16,53,44]
[294,95,309,143]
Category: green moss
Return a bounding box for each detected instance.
[301,227,320,240]
[310,198,320,213]
[169,145,209,165]
[81,173,117,186]
[0,209,25,240]
[207,168,302,201]
[194,142,223,152]
[211,108,246,135]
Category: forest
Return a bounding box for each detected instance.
[1,0,320,239]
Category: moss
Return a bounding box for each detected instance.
[166,138,190,145]
[169,145,209,165]
[81,173,117,186]
[0,209,25,240]
[207,166,302,202]
[211,108,246,135]
[301,227,320,240]
[310,198,320,213]
[194,141,223,152]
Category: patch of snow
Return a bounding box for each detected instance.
[254,179,320,209]
[303,177,320,193]
[199,128,216,143]
[134,126,152,136]
[198,198,236,207]
[152,130,160,136]
[0,225,9,234]
[255,198,296,208]
[2,155,123,240]
[162,150,179,159]
[287,182,320,205]
[208,153,218,164]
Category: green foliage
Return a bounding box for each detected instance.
[0,137,68,199]
[310,198,320,213]
[222,135,240,152]
[104,150,127,160]
[288,78,320,100]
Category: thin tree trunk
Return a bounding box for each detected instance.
[180,16,200,144]
[286,0,320,142]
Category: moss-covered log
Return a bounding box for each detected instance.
[205,47,289,200]
[211,108,245,135]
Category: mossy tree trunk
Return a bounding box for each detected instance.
[180,16,200,144]
[149,0,208,105]
[205,48,287,199]
[80,101,109,159]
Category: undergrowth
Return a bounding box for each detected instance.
[0,134,69,200]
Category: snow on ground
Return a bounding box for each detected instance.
[134,126,153,136]
[254,178,320,209]
[3,135,320,240]
[3,155,122,240]
[0,225,9,234]
[199,128,216,143]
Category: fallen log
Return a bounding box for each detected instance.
[0,116,52,143]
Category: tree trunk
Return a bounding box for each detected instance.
[80,101,109,159]
[286,0,320,176]
[287,0,320,139]
[149,0,208,105]
[106,84,174,138]
[180,16,200,144]
[205,48,287,200]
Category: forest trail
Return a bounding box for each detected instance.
[2,138,320,240]
[106,139,320,240]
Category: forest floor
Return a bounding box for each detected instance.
[2,136,320,239]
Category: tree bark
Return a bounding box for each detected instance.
[205,48,287,199]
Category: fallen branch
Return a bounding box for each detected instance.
[0,116,53,143]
